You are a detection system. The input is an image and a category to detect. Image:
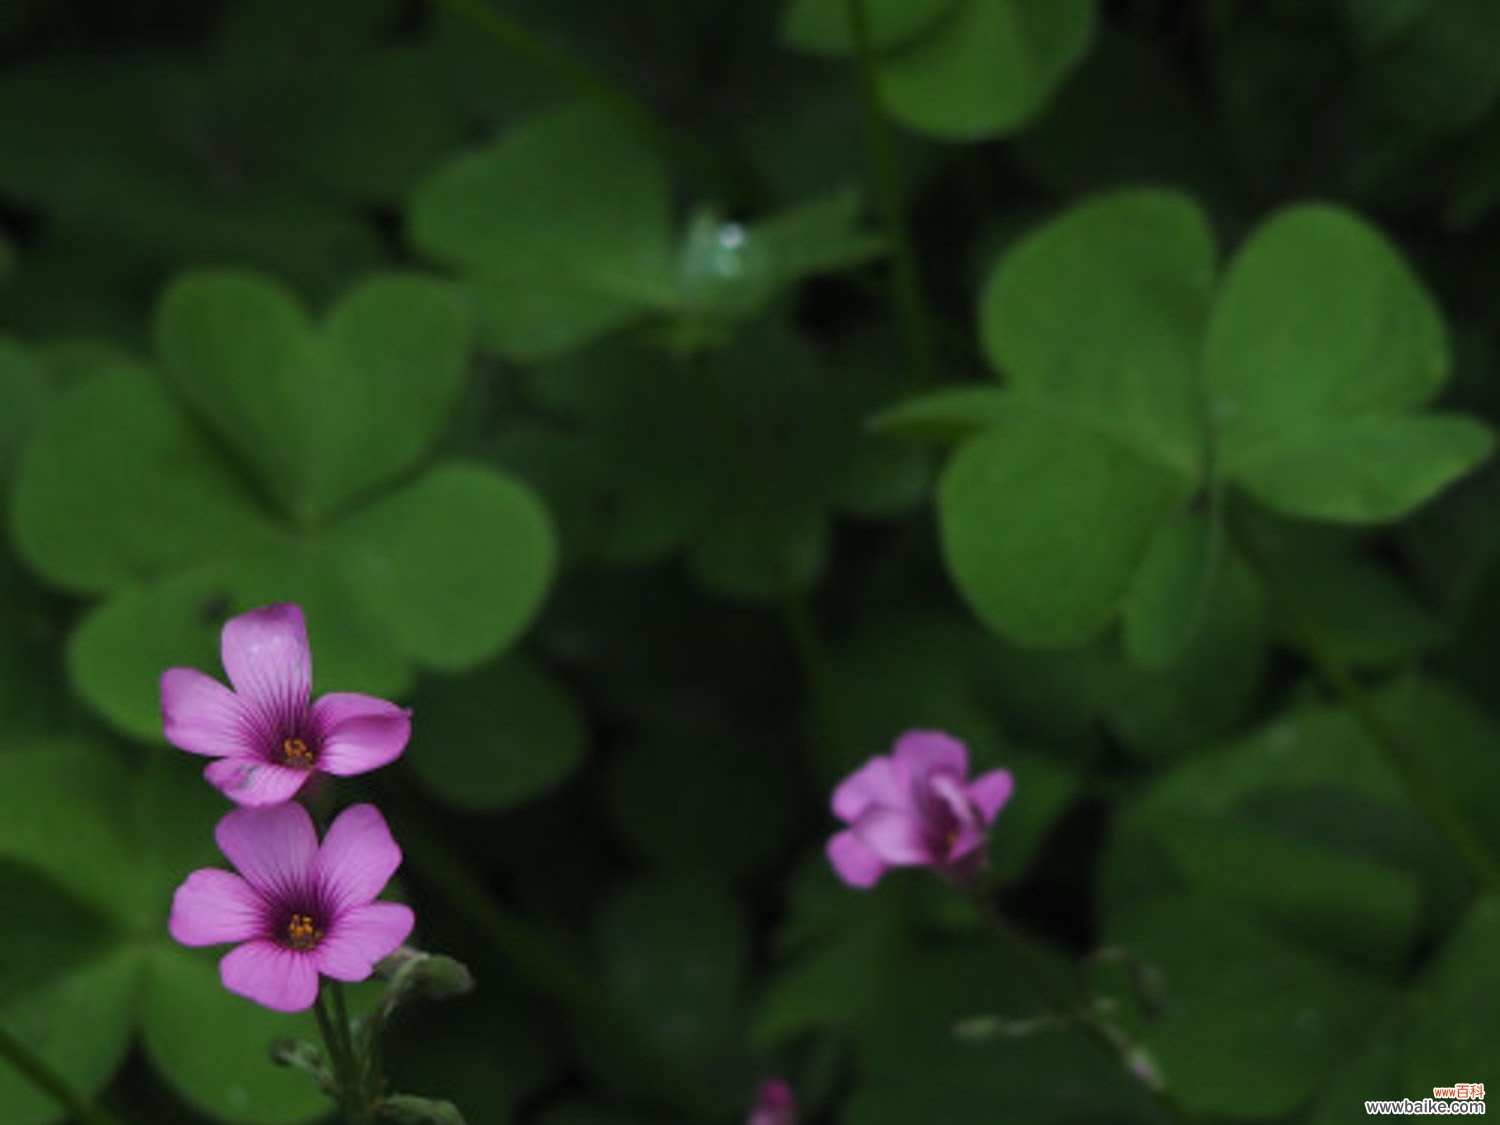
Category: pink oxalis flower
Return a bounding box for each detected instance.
[170,801,414,1012]
[826,730,1013,888]
[162,603,411,806]
[747,1078,797,1125]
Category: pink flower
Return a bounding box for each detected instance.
[161,603,411,806]
[826,730,1013,888]
[747,1078,796,1125]
[170,802,414,1012]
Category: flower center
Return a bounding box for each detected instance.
[285,912,324,951]
[280,737,316,768]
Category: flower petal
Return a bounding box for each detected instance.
[314,902,414,982]
[851,805,932,866]
[220,940,320,1012]
[892,729,969,780]
[169,869,266,947]
[313,693,411,776]
[160,668,247,758]
[221,603,312,713]
[316,804,402,912]
[831,755,909,821]
[967,769,1014,824]
[748,1078,797,1125]
[827,829,887,888]
[205,757,310,808]
[215,802,318,900]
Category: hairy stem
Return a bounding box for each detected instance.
[0,1027,129,1125]
[845,0,938,385]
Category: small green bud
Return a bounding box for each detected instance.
[376,1094,467,1124]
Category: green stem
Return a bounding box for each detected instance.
[314,991,358,1121]
[845,0,938,385]
[329,982,373,1117]
[970,895,1195,1124]
[0,1027,128,1125]
[1230,515,1500,897]
[426,0,737,201]
[385,793,720,1122]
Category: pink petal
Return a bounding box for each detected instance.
[314,902,414,982]
[205,757,310,808]
[827,830,887,888]
[215,803,318,900]
[831,755,909,821]
[967,769,1014,824]
[220,603,312,713]
[220,939,320,1012]
[160,668,246,758]
[313,693,411,776]
[851,805,931,865]
[316,804,403,912]
[748,1078,797,1125]
[892,729,968,779]
[169,869,266,947]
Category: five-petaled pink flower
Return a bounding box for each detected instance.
[161,603,411,806]
[747,1078,797,1125]
[170,801,414,1012]
[826,730,1013,888]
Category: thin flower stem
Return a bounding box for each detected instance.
[1229,514,1500,897]
[969,893,1195,1125]
[0,1027,129,1125]
[425,0,739,201]
[845,0,938,386]
[313,991,358,1120]
[328,982,373,1117]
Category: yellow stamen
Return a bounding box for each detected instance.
[286,913,323,950]
[281,737,315,767]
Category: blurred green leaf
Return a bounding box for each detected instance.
[1208,205,1490,522]
[0,947,144,1125]
[1403,894,1500,1084]
[0,336,48,490]
[332,463,556,670]
[1095,897,1391,1118]
[595,873,747,1073]
[409,105,674,362]
[140,947,331,1124]
[158,270,471,524]
[1123,510,1221,668]
[939,397,1191,647]
[876,0,1096,140]
[780,0,958,57]
[12,361,274,594]
[0,863,120,1010]
[868,386,1011,444]
[407,655,586,810]
[606,735,796,876]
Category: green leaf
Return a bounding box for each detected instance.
[12,361,273,594]
[979,188,1214,475]
[1123,510,1220,667]
[1228,414,1494,524]
[1208,206,1447,460]
[140,946,331,1124]
[781,0,958,57]
[406,656,586,810]
[595,874,746,1072]
[157,270,470,524]
[0,335,48,490]
[0,743,144,925]
[877,0,1096,140]
[869,386,1013,444]
[0,947,144,1125]
[938,398,1190,647]
[0,863,120,1010]
[1403,895,1500,1083]
[1095,897,1391,1118]
[68,569,225,743]
[333,463,557,670]
[409,104,673,361]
